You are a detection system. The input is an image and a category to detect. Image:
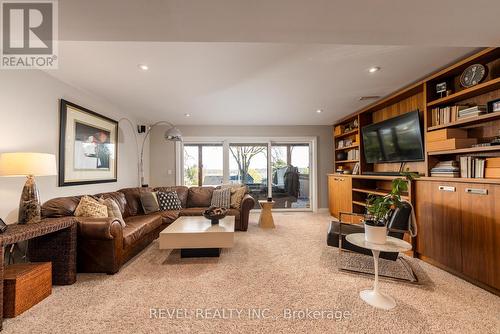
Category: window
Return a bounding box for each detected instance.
[179,137,316,211]
[183,144,223,186]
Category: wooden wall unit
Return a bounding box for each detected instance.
[329,48,500,295]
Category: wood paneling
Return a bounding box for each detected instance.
[459,183,500,290]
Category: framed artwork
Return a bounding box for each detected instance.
[59,99,118,186]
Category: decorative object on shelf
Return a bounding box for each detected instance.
[436,82,447,98]
[267,197,273,202]
[352,162,360,175]
[491,130,500,146]
[336,166,344,174]
[0,153,57,224]
[336,151,348,161]
[460,63,487,88]
[364,171,418,244]
[203,207,228,224]
[59,99,118,186]
[0,218,7,233]
[487,98,500,113]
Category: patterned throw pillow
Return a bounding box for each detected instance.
[221,184,247,208]
[75,195,108,218]
[99,197,126,227]
[211,188,231,209]
[157,191,182,211]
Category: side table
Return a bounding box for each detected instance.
[258,200,275,228]
[345,233,412,310]
[0,217,77,329]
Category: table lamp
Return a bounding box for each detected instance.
[0,153,57,224]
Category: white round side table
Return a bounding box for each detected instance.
[345,233,412,310]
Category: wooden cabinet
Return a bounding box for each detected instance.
[415,181,462,272]
[328,175,352,219]
[459,183,500,290]
[415,180,500,293]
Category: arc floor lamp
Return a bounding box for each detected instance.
[140,121,182,187]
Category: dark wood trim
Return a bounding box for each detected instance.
[58,99,118,187]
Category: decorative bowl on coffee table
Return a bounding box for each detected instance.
[203,207,228,224]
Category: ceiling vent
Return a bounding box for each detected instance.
[359,96,381,101]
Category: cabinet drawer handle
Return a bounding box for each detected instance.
[465,188,488,195]
[438,185,455,192]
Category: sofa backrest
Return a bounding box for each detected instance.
[42,195,82,218]
[94,191,127,217]
[118,187,153,217]
[187,187,214,208]
[153,186,189,208]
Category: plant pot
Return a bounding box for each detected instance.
[364,222,387,244]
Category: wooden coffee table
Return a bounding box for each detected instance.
[159,216,235,258]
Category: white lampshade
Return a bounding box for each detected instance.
[0,152,57,177]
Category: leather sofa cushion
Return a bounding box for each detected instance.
[119,187,153,217]
[42,196,82,218]
[154,186,189,208]
[187,187,214,208]
[156,210,179,225]
[123,214,162,249]
[95,192,127,216]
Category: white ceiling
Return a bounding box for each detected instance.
[47,43,474,125]
[47,0,496,125]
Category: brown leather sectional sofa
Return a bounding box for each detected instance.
[42,186,255,274]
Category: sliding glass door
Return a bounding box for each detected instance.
[180,138,315,211]
[229,144,268,205]
[271,144,311,209]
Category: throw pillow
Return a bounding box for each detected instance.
[140,192,160,214]
[99,197,126,227]
[157,191,182,211]
[75,195,108,218]
[221,184,247,209]
[211,188,231,209]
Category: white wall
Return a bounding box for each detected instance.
[149,125,333,208]
[0,70,148,223]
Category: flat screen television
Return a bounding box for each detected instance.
[361,111,424,163]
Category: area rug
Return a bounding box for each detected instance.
[3,212,499,334]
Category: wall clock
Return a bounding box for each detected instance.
[460,64,487,88]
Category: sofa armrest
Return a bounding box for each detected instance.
[76,217,123,240]
[238,194,255,231]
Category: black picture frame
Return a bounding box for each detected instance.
[487,98,500,113]
[59,99,118,186]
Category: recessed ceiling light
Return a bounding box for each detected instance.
[368,66,381,73]
[316,109,323,114]
[138,64,149,71]
[184,113,191,117]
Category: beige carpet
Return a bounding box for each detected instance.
[4,212,499,334]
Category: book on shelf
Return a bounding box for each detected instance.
[430,105,486,126]
[346,149,359,160]
[430,160,460,178]
[459,156,486,178]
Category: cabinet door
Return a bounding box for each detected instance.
[415,181,462,272]
[337,176,353,214]
[459,183,500,290]
[328,175,340,217]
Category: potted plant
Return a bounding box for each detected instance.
[364,171,418,244]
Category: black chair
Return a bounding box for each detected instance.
[327,202,417,282]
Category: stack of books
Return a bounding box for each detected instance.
[430,105,470,126]
[459,156,486,178]
[457,105,487,119]
[346,149,359,160]
[431,160,460,177]
[485,157,500,179]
